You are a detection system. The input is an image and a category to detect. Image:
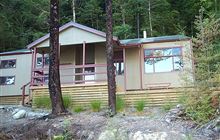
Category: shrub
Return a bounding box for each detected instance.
[162,102,173,111]
[34,96,51,109]
[116,96,125,112]
[62,95,72,108]
[135,100,145,112]
[74,106,84,113]
[34,95,72,109]
[90,100,101,112]
[185,94,215,124]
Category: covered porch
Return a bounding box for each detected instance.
[30,42,108,86]
[27,21,126,91]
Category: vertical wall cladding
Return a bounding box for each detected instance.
[59,46,75,84]
[142,40,192,88]
[125,47,141,90]
[95,43,107,81]
[0,54,32,96]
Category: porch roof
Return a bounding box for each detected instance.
[119,35,191,46]
[26,21,119,49]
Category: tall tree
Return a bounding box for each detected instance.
[106,0,116,115]
[49,0,66,115]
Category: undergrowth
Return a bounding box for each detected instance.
[116,96,125,112]
[135,100,145,112]
[90,100,101,112]
[34,95,72,109]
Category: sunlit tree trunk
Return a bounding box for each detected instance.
[49,0,66,115]
[105,0,116,115]
[148,0,153,36]
[72,0,76,22]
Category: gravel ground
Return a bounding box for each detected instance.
[0,106,219,140]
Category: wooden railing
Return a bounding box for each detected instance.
[20,82,30,105]
[31,64,107,86]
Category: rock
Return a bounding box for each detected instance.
[12,108,20,115]
[13,110,26,119]
[26,112,48,118]
[176,104,184,110]
[143,132,168,140]
[0,106,4,109]
[87,132,95,140]
[132,131,145,140]
[130,131,168,140]
[98,130,115,140]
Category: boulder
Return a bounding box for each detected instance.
[130,131,168,140]
[13,110,26,119]
[98,130,115,140]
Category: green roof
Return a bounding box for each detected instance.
[0,49,31,55]
[120,35,190,46]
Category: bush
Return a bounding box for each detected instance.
[116,96,125,112]
[34,95,72,109]
[135,100,145,112]
[90,100,101,112]
[74,106,84,113]
[185,94,215,124]
[34,96,51,109]
[62,95,72,108]
[162,102,173,111]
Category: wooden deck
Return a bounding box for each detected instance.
[0,95,25,105]
[31,83,184,107]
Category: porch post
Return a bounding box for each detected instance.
[123,48,127,91]
[83,41,86,81]
[139,45,143,89]
[31,47,37,86]
[42,51,45,85]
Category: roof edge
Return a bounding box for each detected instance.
[26,21,119,49]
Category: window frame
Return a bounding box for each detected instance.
[144,46,183,73]
[113,50,124,75]
[0,59,16,69]
[0,76,16,86]
[36,55,49,67]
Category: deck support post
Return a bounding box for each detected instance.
[31,48,37,86]
[42,51,45,85]
[83,41,86,82]
[139,45,143,89]
[123,48,127,91]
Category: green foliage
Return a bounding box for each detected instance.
[181,10,220,124]
[185,94,215,124]
[34,96,51,109]
[162,101,174,112]
[53,135,65,140]
[74,106,84,113]
[62,95,72,109]
[135,100,145,112]
[1,0,219,52]
[116,96,125,112]
[34,95,72,109]
[90,100,101,112]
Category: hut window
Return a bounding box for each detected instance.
[36,54,49,67]
[0,76,15,85]
[114,50,124,75]
[144,47,183,73]
[0,59,16,69]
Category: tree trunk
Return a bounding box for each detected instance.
[137,12,140,38]
[148,0,153,37]
[105,0,116,115]
[72,0,76,22]
[49,0,66,115]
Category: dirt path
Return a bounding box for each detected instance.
[0,106,219,140]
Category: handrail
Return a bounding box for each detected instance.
[31,64,108,86]
[20,82,31,105]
